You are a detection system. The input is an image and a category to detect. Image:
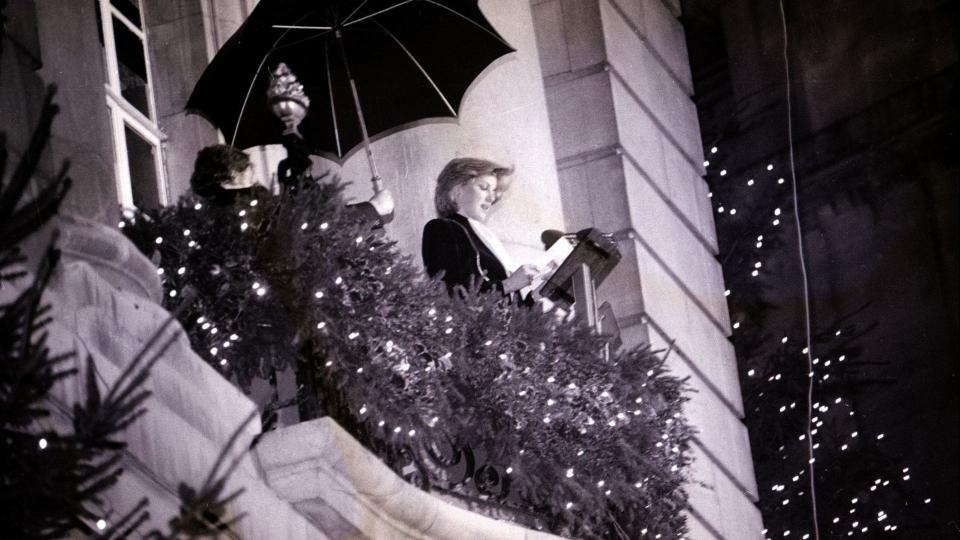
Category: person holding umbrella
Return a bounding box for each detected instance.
[422,157,540,297]
[189,143,391,226]
[189,144,270,207]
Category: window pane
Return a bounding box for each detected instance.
[124,125,161,209]
[113,15,150,117]
[111,0,142,29]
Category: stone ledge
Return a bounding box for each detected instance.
[45,258,262,451]
[57,213,163,303]
[17,217,326,538]
[256,418,562,540]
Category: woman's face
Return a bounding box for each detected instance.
[454,174,498,222]
[221,165,255,190]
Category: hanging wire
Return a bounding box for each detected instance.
[778,1,821,538]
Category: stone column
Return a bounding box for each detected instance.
[531,1,763,537]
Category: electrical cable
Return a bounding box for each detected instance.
[778,1,821,538]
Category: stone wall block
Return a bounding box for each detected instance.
[623,165,731,330]
[557,152,631,231]
[649,336,757,498]
[608,80,718,252]
[662,144,720,253]
[684,448,723,539]
[630,243,742,409]
[608,83,669,185]
[557,0,607,71]
[601,4,703,167]
[143,0,203,25]
[607,0,645,35]
[631,0,694,93]
[257,418,562,540]
[531,1,571,77]
[713,459,765,539]
[685,442,763,539]
[146,13,209,119]
[544,71,619,162]
[531,0,607,75]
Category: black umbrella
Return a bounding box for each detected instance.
[186,0,514,183]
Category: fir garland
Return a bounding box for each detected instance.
[124,173,693,538]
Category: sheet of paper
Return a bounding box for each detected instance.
[520,238,575,298]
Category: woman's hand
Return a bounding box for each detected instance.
[502,264,541,294]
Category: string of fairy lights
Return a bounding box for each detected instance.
[696,2,939,537]
[120,197,268,371]
[705,129,937,539]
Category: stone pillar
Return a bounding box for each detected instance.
[142,0,218,198]
[531,1,762,537]
[7,1,120,224]
[143,0,261,198]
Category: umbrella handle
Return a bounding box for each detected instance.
[336,30,383,195]
[367,177,394,218]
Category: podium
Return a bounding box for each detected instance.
[539,228,622,336]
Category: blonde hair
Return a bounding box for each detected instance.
[434,157,513,217]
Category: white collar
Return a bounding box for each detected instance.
[463,215,518,273]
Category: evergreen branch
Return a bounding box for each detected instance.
[0,86,60,224]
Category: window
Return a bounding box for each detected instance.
[97,0,167,209]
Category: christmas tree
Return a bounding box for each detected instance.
[704,144,934,538]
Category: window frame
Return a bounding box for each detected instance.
[97,0,169,209]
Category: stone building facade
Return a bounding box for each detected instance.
[2,0,760,537]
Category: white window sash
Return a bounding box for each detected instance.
[107,97,169,209]
[99,0,168,209]
[98,0,157,121]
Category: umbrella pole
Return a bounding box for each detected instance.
[336,30,383,194]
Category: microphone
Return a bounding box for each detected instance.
[541,229,566,249]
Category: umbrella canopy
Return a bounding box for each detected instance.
[186,0,515,164]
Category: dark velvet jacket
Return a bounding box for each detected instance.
[422,213,507,294]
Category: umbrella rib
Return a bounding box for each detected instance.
[324,35,343,158]
[419,0,513,49]
[273,25,332,30]
[343,0,415,28]
[271,28,335,52]
[372,20,456,116]
[232,53,274,148]
[341,0,373,26]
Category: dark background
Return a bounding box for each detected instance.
[682,0,958,535]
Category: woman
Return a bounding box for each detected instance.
[422,157,539,296]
